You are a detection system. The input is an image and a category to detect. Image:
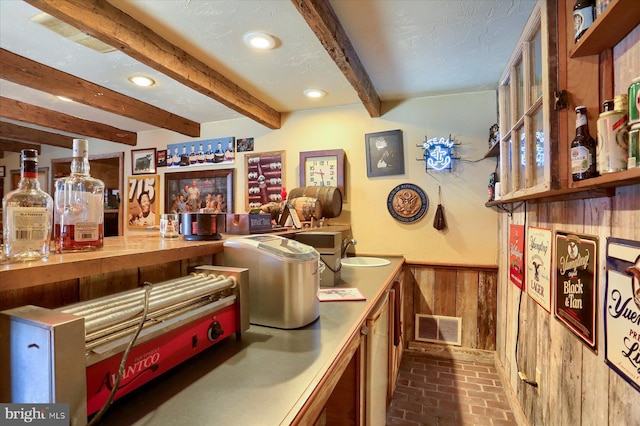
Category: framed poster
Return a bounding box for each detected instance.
[245,150,284,211]
[526,226,552,313]
[164,169,234,215]
[365,129,404,177]
[604,237,640,392]
[131,148,156,175]
[127,175,160,228]
[166,137,235,168]
[509,224,525,290]
[554,231,598,349]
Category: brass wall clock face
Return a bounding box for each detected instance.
[299,149,345,196]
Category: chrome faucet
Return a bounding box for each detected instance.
[341,237,357,258]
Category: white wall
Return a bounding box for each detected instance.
[2,90,499,265]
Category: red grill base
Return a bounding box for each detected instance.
[86,304,237,415]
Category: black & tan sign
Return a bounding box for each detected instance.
[554,232,598,349]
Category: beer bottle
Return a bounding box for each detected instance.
[573,0,595,42]
[571,106,597,181]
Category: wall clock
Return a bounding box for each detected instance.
[299,149,345,197]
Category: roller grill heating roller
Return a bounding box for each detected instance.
[60,273,235,343]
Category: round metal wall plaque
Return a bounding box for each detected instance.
[387,183,429,223]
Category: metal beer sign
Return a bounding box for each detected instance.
[554,232,598,349]
[604,238,640,392]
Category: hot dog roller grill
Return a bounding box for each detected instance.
[0,266,249,426]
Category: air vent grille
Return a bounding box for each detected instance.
[30,12,116,54]
[415,314,462,346]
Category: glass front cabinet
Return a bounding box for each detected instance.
[492,0,640,205]
[498,0,552,199]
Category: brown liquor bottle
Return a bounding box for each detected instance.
[571,106,597,181]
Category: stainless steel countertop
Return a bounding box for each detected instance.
[97,257,404,426]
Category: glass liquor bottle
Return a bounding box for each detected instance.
[3,149,53,261]
[53,139,105,252]
[571,106,597,181]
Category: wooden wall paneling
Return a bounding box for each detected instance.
[455,269,478,348]
[581,196,611,425]
[507,262,523,391]
[547,309,565,426]
[139,260,183,284]
[413,266,435,314]
[612,184,640,239]
[477,271,497,350]
[181,254,214,276]
[534,296,550,426]
[404,267,416,348]
[0,279,79,310]
[520,294,539,421]
[561,325,584,424]
[433,268,456,317]
[608,370,640,425]
[496,220,509,366]
[79,268,139,301]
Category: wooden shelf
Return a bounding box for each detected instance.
[484,142,500,158]
[486,168,640,206]
[569,0,640,58]
[570,167,640,189]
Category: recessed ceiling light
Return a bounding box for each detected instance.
[243,32,276,50]
[56,96,73,102]
[128,75,156,87]
[304,88,326,98]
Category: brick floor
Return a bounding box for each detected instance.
[386,351,517,426]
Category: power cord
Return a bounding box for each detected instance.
[512,202,538,389]
[88,282,153,425]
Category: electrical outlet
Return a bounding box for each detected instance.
[536,368,541,395]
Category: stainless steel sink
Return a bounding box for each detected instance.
[341,257,390,267]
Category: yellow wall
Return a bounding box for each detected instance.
[1,91,499,265]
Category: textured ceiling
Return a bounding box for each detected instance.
[0,0,535,136]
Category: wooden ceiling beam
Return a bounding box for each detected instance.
[291,0,381,117]
[0,97,137,146]
[0,122,73,149]
[0,49,201,138]
[0,139,42,154]
[25,0,282,130]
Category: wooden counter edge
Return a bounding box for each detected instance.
[286,257,405,425]
[0,225,352,292]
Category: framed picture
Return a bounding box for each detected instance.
[156,149,167,167]
[236,137,254,152]
[299,149,345,197]
[165,169,234,215]
[131,148,156,175]
[245,150,285,211]
[0,165,5,178]
[127,175,160,229]
[365,129,405,177]
[166,137,235,168]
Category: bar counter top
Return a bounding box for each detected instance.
[0,225,350,291]
[96,257,404,426]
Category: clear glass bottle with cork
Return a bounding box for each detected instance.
[53,139,105,252]
[3,149,54,261]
